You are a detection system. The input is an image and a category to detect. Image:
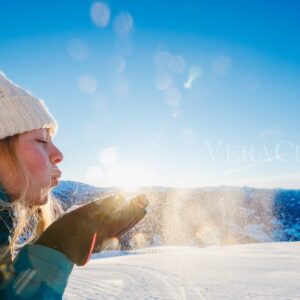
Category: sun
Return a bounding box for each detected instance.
[119,182,139,193]
[84,161,156,191]
[107,162,155,192]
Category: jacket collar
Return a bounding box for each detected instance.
[0,183,12,203]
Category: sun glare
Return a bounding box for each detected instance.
[120,183,139,193]
[107,162,156,192]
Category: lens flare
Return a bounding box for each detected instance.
[101,237,120,250]
[131,233,148,249]
[90,2,111,27]
[107,55,126,74]
[184,65,203,89]
[154,50,172,69]
[113,12,134,38]
[78,74,98,94]
[99,147,118,166]
[168,55,186,74]
[84,165,104,186]
[260,127,284,141]
[195,226,221,246]
[154,71,173,90]
[171,107,180,118]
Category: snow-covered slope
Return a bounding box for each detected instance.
[52,180,110,209]
[53,182,300,245]
[64,242,300,299]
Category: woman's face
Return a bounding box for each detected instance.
[15,128,63,205]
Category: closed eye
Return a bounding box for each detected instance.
[37,140,48,144]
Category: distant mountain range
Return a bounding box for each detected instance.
[52,181,300,249]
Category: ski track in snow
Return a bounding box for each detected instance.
[64,263,200,299]
[64,242,300,300]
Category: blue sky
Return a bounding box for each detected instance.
[1,0,300,189]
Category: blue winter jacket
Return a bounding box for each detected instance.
[0,184,74,299]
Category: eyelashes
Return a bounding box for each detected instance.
[37,140,48,144]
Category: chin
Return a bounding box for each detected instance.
[39,194,49,206]
[26,183,51,206]
[30,194,49,206]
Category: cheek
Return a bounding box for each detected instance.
[22,145,51,179]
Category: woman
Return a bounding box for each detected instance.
[0,72,148,299]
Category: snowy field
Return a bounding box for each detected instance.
[64,242,300,299]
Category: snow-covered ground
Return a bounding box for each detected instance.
[64,242,300,299]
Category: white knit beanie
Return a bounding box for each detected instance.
[0,71,58,139]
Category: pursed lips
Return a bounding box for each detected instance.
[51,170,62,186]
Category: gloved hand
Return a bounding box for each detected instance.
[34,194,148,266]
[93,194,148,252]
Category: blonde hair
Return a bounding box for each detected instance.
[0,131,63,257]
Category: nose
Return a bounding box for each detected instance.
[50,144,64,164]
